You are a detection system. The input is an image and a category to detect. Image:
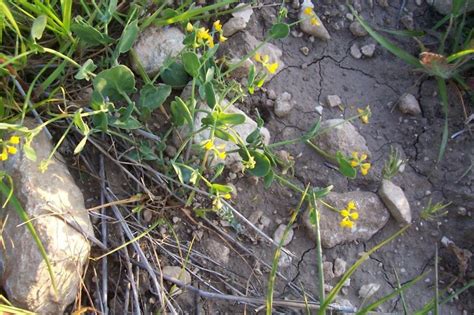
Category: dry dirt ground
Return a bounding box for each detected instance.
[72,1,473,314]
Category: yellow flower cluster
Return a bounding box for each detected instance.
[212,192,231,211]
[254,53,279,74]
[303,7,320,26]
[202,138,226,160]
[350,152,371,176]
[357,105,371,124]
[186,20,227,49]
[340,200,359,228]
[0,136,20,161]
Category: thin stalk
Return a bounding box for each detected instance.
[310,193,325,312]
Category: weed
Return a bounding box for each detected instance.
[421,198,451,221]
[382,146,406,180]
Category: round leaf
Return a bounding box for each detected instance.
[269,23,290,39]
[160,62,190,88]
[247,150,271,177]
[93,65,136,101]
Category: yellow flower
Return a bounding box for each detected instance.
[310,17,320,26]
[254,53,262,63]
[7,146,17,154]
[203,139,214,151]
[340,218,354,228]
[339,201,359,229]
[213,20,222,32]
[0,147,8,161]
[350,212,359,220]
[347,201,356,210]
[219,34,227,43]
[217,149,226,160]
[223,193,232,200]
[350,152,371,176]
[207,37,215,48]
[9,136,20,144]
[265,62,279,74]
[243,155,256,170]
[303,7,313,15]
[254,53,278,74]
[186,22,194,32]
[357,106,371,124]
[212,197,223,210]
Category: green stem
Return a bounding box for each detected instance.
[310,194,325,312]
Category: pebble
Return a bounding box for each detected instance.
[315,105,324,115]
[323,261,335,280]
[378,179,412,224]
[333,258,347,277]
[222,17,247,37]
[325,94,343,107]
[350,43,362,59]
[300,46,310,56]
[274,92,294,118]
[398,93,422,115]
[143,209,153,223]
[273,224,294,246]
[400,14,414,30]
[172,216,181,224]
[267,89,277,100]
[278,251,292,268]
[458,207,467,216]
[349,21,368,37]
[346,13,354,21]
[358,283,381,298]
[361,44,376,57]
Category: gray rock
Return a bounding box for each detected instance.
[314,119,370,159]
[267,89,277,100]
[132,26,185,76]
[429,0,474,15]
[275,92,294,117]
[349,21,368,37]
[334,258,347,277]
[299,2,331,40]
[398,93,422,115]
[400,14,414,30]
[0,119,92,313]
[273,224,294,246]
[326,95,342,107]
[350,43,362,59]
[378,179,412,224]
[226,57,255,80]
[222,17,247,37]
[377,0,389,7]
[231,3,253,23]
[323,261,335,280]
[359,283,381,298]
[203,238,230,265]
[162,266,192,285]
[303,191,390,248]
[361,44,376,57]
[218,31,284,80]
[278,251,293,268]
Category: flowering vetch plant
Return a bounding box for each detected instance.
[201,138,227,160]
[350,152,371,176]
[339,200,359,228]
[254,53,279,74]
[357,105,371,124]
[0,136,21,161]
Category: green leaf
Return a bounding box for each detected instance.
[247,150,271,177]
[93,65,136,101]
[170,97,192,126]
[217,112,245,125]
[160,62,190,88]
[351,7,421,68]
[73,110,90,135]
[210,183,233,194]
[336,152,357,179]
[23,141,37,161]
[204,82,216,108]
[269,23,290,39]
[214,128,237,142]
[182,51,200,77]
[446,49,474,62]
[71,17,113,46]
[110,116,142,130]
[31,15,47,41]
[74,136,88,154]
[75,59,97,81]
[138,84,171,119]
[436,77,449,163]
[263,169,274,188]
[117,19,139,54]
[312,185,333,199]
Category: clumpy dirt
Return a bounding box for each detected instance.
[71,0,473,314]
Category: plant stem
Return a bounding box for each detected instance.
[310,194,325,312]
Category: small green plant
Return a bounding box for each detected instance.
[382,146,406,180]
[420,198,451,221]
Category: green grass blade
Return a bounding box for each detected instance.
[436,77,449,163]
[0,0,22,36]
[0,178,58,296]
[350,6,421,68]
[61,0,73,32]
[358,271,429,314]
[319,225,411,313]
[446,49,474,62]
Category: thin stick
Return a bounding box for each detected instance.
[99,148,109,315]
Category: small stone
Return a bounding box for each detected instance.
[325,95,342,107]
[359,283,381,298]
[172,216,181,224]
[275,92,294,118]
[342,287,349,295]
[203,238,230,265]
[398,93,422,115]
[292,0,301,9]
[334,258,347,277]
[350,43,362,59]
[162,266,192,287]
[299,2,331,40]
[278,251,293,268]
[273,224,294,246]
[165,145,177,157]
[267,89,277,100]
[300,46,310,56]
[323,261,335,280]
[260,216,271,228]
[192,230,204,241]
[346,13,354,21]
[361,44,376,57]
[378,0,389,7]
[315,105,324,115]
[324,284,334,292]
[378,179,412,224]
[143,209,153,223]
[400,14,414,30]
[349,21,368,37]
[222,17,247,37]
[416,0,422,5]
[458,207,467,216]
[343,278,351,287]
[231,3,253,23]
[430,0,474,15]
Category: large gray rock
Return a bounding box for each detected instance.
[314,119,370,160]
[303,191,390,248]
[378,179,412,224]
[0,120,92,314]
[299,1,331,40]
[132,26,185,76]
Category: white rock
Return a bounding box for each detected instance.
[299,0,331,40]
[334,258,347,277]
[132,26,185,76]
[0,119,93,313]
[162,266,192,294]
[359,283,381,298]
[278,251,293,268]
[222,17,247,37]
[326,95,342,107]
[350,43,362,59]
[398,93,422,115]
[231,3,253,23]
[274,92,294,117]
[315,105,324,115]
[323,261,335,280]
[361,44,376,57]
[379,180,412,224]
[273,224,294,246]
[203,238,230,265]
[349,21,368,37]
